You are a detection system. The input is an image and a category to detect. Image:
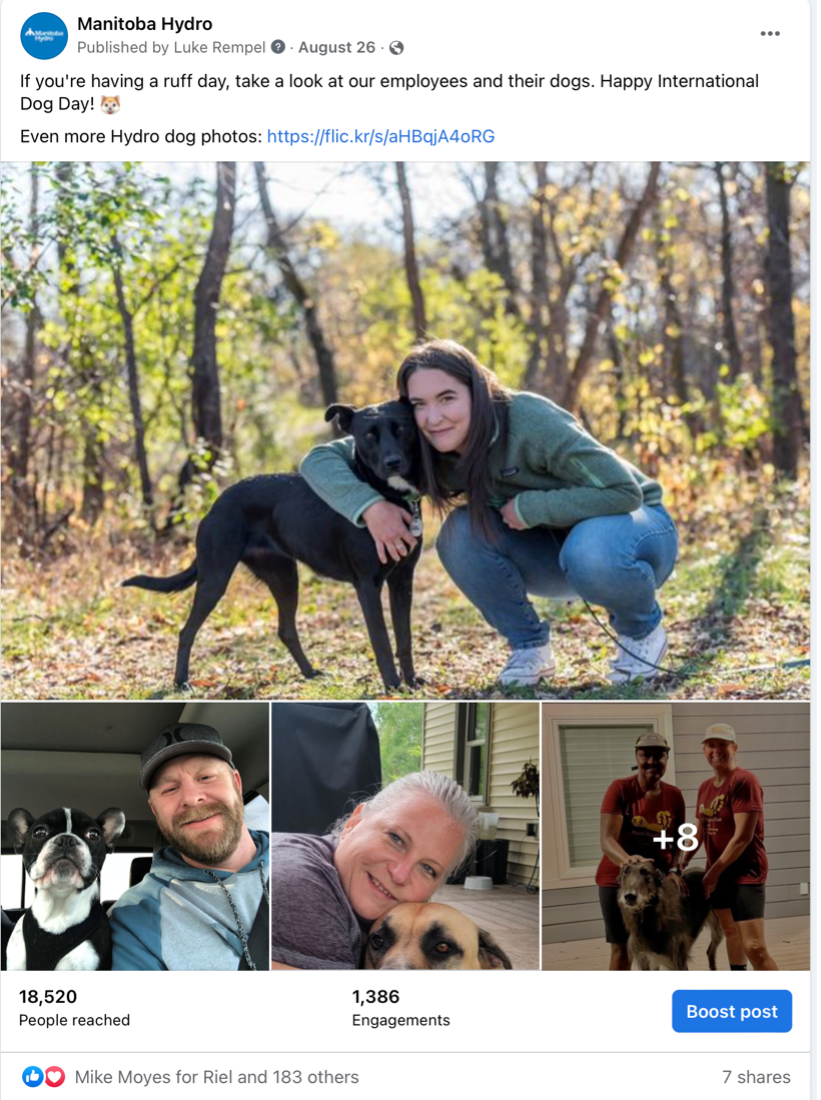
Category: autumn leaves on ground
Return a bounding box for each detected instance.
[2,466,809,701]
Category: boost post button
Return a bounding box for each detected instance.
[672,990,792,1032]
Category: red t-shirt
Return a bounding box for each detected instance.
[696,767,767,885]
[595,776,687,888]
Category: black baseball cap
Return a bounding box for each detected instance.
[140,723,233,791]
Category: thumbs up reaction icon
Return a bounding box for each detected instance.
[22,1065,44,1087]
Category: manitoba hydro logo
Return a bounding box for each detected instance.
[21,12,68,59]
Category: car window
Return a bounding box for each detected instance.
[1,854,30,909]
[1,850,144,910]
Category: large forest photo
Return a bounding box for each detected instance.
[0,161,809,700]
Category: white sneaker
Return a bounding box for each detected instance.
[608,624,668,684]
[499,642,557,686]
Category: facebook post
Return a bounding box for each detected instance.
[0,1,815,1097]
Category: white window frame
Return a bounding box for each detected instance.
[542,702,674,890]
[457,703,492,806]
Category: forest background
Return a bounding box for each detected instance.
[0,160,810,700]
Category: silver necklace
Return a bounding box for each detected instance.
[203,864,269,971]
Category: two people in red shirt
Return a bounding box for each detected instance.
[597,724,776,971]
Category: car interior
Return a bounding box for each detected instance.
[1,700,270,968]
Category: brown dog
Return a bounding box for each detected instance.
[363,903,513,970]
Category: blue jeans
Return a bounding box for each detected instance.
[436,505,679,649]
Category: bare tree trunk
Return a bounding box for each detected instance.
[481,163,520,318]
[608,319,629,441]
[764,163,803,478]
[714,162,742,379]
[524,162,550,392]
[562,161,661,410]
[545,209,571,393]
[3,165,42,546]
[653,206,700,437]
[543,166,599,390]
[395,162,427,340]
[80,430,104,524]
[657,239,686,406]
[475,174,494,273]
[18,294,37,498]
[191,161,234,451]
[254,162,338,406]
[176,161,235,498]
[17,168,38,494]
[52,162,105,526]
[12,295,40,545]
[110,238,154,514]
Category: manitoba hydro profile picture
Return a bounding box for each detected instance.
[20,12,69,59]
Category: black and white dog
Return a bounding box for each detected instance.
[123,401,423,690]
[7,807,126,971]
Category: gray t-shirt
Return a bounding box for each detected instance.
[271,833,363,970]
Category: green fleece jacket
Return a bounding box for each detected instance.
[299,391,663,529]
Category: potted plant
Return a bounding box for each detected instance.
[511,760,539,809]
[511,760,540,893]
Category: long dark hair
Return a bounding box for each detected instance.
[396,340,511,536]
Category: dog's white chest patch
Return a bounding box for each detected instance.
[387,475,420,495]
[31,883,96,934]
[56,941,101,971]
[6,919,26,970]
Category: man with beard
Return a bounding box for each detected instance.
[596,731,687,971]
[110,724,270,970]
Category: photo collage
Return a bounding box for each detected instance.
[0,161,810,975]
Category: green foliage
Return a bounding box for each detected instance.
[369,701,423,782]
[353,262,528,394]
[1,169,46,310]
[0,160,810,546]
[712,375,772,452]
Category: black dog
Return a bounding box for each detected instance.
[7,807,126,971]
[123,402,422,689]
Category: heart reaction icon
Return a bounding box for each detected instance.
[45,1067,65,1088]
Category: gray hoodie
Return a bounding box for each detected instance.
[110,830,269,970]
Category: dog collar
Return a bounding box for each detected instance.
[409,500,423,537]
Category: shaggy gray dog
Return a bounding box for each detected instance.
[617,863,724,971]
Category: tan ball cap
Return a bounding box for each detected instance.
[702,722,737,744]
[635,731,671,751]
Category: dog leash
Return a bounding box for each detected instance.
[538,524,809,681]
[579,596,810,680]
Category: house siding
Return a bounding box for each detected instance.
[422,702,540,886]
[542,702,810,946]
